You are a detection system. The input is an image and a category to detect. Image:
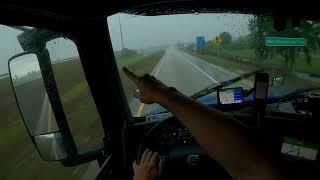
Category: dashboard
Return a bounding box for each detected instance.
[129,93,320,179]
[134,94,320,148]
[156,126,194,146]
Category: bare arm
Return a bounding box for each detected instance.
[123,67,284,180]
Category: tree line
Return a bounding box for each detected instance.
[247,16,320,71]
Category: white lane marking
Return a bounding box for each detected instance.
[15,158,26,168]
[81,161,100,180]
[36,94,49,133]
[53,139,58,158]
[135,52,168,117]
[73,166,81,175]
[48,99,52,131]
[180,53,219,83]
[154,53,167,77]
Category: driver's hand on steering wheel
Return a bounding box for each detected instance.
[133,149,165,180]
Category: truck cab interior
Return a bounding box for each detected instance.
[1,1,320,180]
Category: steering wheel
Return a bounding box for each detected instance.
[137,116,231,180]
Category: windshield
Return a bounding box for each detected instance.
[107,13,320,117]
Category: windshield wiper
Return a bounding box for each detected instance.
[191,69,263,100]
[279,87,320,101]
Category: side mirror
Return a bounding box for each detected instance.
[8,52,101,165]
[272,77,284,87]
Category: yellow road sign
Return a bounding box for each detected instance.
[214,36,222,45]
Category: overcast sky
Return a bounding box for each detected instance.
[0,13,252,75]
[108,13,253,51]
[10,53,41,78]
[0,25,24,75]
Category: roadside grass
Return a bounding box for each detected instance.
[0,51,164,180]
[267,54,320,76]
[0,77,21,131]
[187,49,320,92]
[187,50,258,73]
[221,49,256,60]
[208,48,320,76]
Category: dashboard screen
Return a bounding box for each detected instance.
[218,88,244,105]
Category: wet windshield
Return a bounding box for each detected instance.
[107,13,320,117]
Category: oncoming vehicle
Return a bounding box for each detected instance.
[1,1,320,180]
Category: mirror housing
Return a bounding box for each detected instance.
[8,52,102,166]
[34,132,68,160]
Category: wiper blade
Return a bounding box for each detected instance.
[279,87,320,101]
[191,69,263,100]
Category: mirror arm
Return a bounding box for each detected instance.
[37,48,78,158]
[61,145,105,167]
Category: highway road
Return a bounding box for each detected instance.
[15,78,58,136]
[133,47,253,117]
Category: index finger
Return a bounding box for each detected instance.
[122,67,139,85]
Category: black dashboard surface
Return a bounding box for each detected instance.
[128,95,320,179]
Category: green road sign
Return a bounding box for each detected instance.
[265,37,305,47]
